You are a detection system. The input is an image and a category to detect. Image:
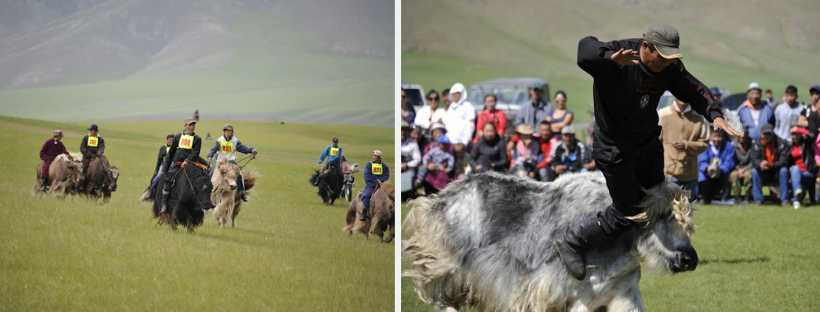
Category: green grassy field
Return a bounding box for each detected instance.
[0,116,395,311]
[400,201,820,312]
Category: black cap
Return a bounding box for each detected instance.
[761,124,775,134]
[332,138,338,143]
[643,23,682,59]
[87,124,98,131]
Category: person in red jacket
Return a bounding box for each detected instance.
[473,93,508,144]
[39,130,72,191]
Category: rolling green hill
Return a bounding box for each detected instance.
[402,0,820,121]
[0,116,395,310]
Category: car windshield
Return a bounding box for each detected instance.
[468,86,530,109]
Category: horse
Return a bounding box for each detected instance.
[402,171,696,312]
[83,155,119,202]
[32,154,83,197]
[210,157,258,228]
[309,164,343,205]
[343,180,396,243]
[152,162,216,232]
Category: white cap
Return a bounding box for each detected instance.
[373,150,382,157]
[748,82,761,92]
[561,125,576,135]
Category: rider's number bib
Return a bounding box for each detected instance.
[371,162,383,175]
[87,136,98,147]
[330,147,339,156]
[220,140,234,154]
[179,134,194,150]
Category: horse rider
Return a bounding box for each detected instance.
[361,150,390,221]
[207,124,257,202]
[159,117,204,214]
[553,23,740,280]
[79,124,105,192]
[39,130,72,191]
[148,134,174,200]
[314,137,343,186]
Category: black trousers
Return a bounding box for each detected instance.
[163,164,181,192]
[593,132,665,235]
[699,173,731,203]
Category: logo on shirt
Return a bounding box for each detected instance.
[639,94,650,109]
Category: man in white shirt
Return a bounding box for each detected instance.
[774,85,805,144]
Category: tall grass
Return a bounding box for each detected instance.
[0,116,395,311]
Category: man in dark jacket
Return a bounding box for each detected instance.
[159,117,203,214]
[79,124,105,192]
[750,124,791,205]
[39,130,72,191]
[550,125,593,178]
[148,134,174,200]
[469,122,508,173]
[553,23,741,280]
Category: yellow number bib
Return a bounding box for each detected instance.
[87,136,98,147]
[165,145,170,154]
[178,134,194,150]
[330,147,339,156]
[371,162,383,175]
[220,140,234,154]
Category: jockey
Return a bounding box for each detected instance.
[148,134,174,199]
[79,124,105,192]
[39,130,71,191]
[553,24,741,280]
[361,150,390,221]
[314,138,343,186]
[207,124,257,202]
[159,117,203,214]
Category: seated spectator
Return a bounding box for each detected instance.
[469,122,509,173]
[401,121,422,200]
[473,93,508,144]
[400,88,415,125]
[787,127,817,208]
[424,123,449,155]
[730,129,754,204]
[550,125,593,178]
[751,124,790,206]
[453,143,470,180]
[415,135,455,195]
[414,90,446,134]
[411,125,427,153]
[511,124,541,179]
[738,82,775,141]
[698,129,735,204]
[546,91,573,139]
[535,120,560,182]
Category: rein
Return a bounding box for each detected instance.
[236,153,256,168]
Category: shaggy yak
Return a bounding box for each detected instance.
[83,155,119,202]
[403,171,697,312]
[152,162,215,231]
[32,154,83,197]
[309,165,343,205]
[343,180,396,243]
[210,158,258,228]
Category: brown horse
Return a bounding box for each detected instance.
[210,158,258,228]
[343,180,395,243]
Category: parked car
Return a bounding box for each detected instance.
[657,88,732,112]
[401,81,426,110]
[467,77,550,123]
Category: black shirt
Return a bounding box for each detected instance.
[155,144,170,172]
[163,132,201,172]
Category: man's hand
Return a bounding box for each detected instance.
[583,162,596,170]
[672,141,685,151]
[611,48,640,66]
[252,149,258,155]
[427,163,436,171]
[713,117,743,137]
[555,165,567,174]
[154,170,157,175]
[528,171,536,178]
[401,163,408,172]
[475,164,483,171]
[760,160,771,171]
[437,164,447,172]
[208,157,212,165]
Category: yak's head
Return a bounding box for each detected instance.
[198,175,216,211]
[213,158,239,191]
[68,160,84,191]
[107,167,119,192]
[631,182,698,274]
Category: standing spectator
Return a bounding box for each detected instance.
[764,89,777,108]
[774,85,805,144]
[414,90,446,133]
[400,89,416,125]
[546,91,573,138]
[730,129,754,204]
[805,84,820,137]
[738,82,775,141]
[453,143,470,179]
[659,98,709,202]
[550,125,593,178]
[698,129,735,204]
[194,109,200,121]
[401,121,422,200]
[474,93,508,143]
[79,124,105,192]
[441,89,451,110]
[443,83,476,145]
[515,83,553,132]
[39,130,72,191]
[787,127,817,208]
[469,122,508,173]
[750,124,790,206]
[511,124,541,179]
[415,135,455,195]
[536,120,560,182]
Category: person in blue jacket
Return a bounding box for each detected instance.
[698,129,735,204]
[361,150,390,221]
[315,138,343,186]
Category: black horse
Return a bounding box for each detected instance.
[152,162,215,231]
[309,164,343,205]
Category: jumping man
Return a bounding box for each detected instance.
[553,23,741,280]
[361,150,390,221]
[207,124,257,202]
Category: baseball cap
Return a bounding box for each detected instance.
[761,124,774,134]
[332,137,339,143]
[87,124,98,131]
[710,87,721,95]
[530,83,544,90]
[184,117,196,125]
[748,82,762,92]
[561,125,576,135]
[810,84,820,94]
[223,124,234,131]
[372,150,382,157]
[437,135,451,144]
[643,23,682,59]
[53,130,64,137]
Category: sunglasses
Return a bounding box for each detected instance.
[427,97,439,101]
